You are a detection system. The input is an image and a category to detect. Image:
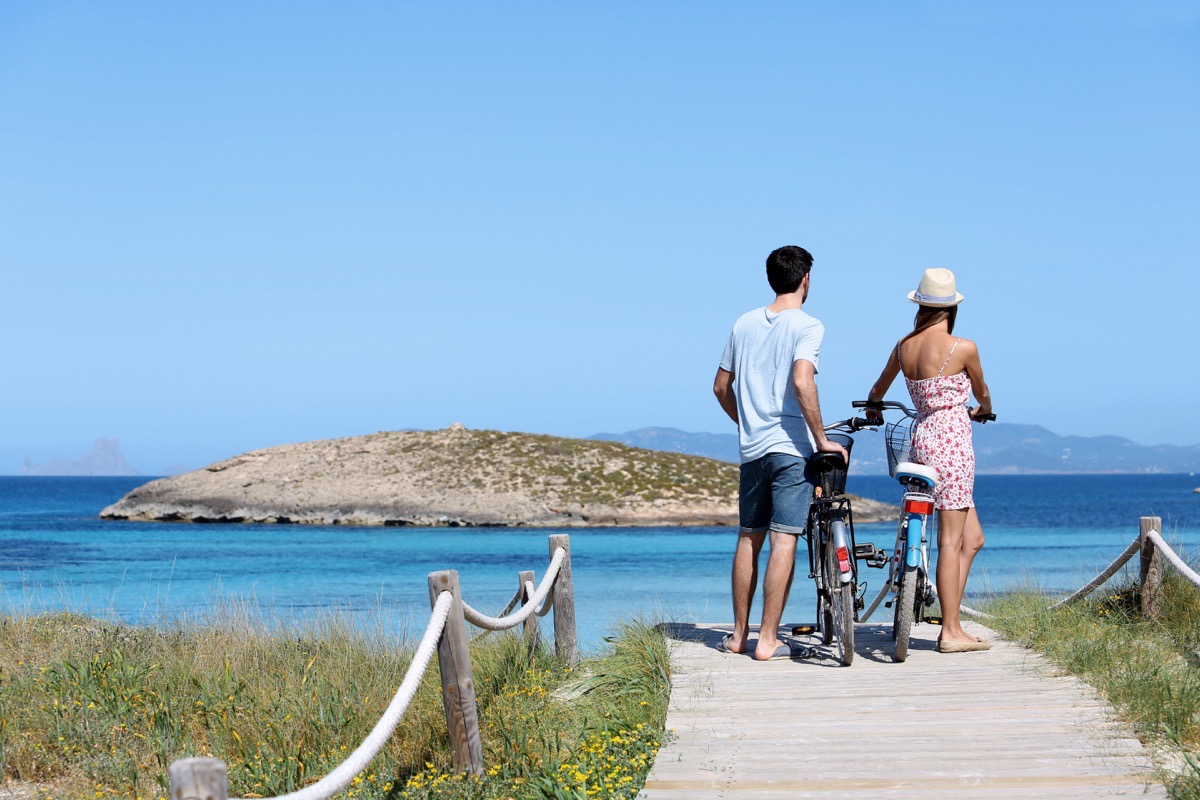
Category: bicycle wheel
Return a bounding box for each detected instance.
[811,526,833,645]
[826,520,855,665]
[893,564,917,663]
[818,588,833,646]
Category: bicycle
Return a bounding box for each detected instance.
[853,400,995,662]
[794,416,888,666]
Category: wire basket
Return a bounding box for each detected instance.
[884,418,915,478]
[821,432,855,496]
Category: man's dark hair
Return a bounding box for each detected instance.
[765,246,814,294]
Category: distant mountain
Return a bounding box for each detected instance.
[589,425,1200,475]
[590,427,740,463]
[21,438,139,476]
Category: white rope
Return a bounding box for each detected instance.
[532,580,555,617]
[1147,530,1200,589]
[461,547,565,630]
[915,535,1143,621]
[249,591,454,800]
[1045,536,1142,610]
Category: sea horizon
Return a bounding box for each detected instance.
[2,474,1196,649]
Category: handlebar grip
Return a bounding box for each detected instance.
[975,413,996,422]
[849,417,874,432]
[852,400,884,409]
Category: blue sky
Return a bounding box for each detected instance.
[3,2,1198,474]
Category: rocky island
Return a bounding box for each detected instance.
[101,424,896,527]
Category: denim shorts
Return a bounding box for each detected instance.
[739,452,814,535]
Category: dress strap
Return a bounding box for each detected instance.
[936,338,962,378]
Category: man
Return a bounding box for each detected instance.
[713,245,848,661]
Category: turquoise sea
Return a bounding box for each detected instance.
[1,475,1197,649]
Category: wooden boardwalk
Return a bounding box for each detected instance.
[641,621,1166,799]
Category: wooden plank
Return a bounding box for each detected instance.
[641,622,1166,799]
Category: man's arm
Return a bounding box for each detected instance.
[713,368,738,424]
[792,360,848,460]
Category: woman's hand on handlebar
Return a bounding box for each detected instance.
[853,399,887,425]
[968,406,996,424]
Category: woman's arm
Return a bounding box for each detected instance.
[961,340,992,418]
[865,347,901,421]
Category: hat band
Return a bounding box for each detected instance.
[913,290,957,304]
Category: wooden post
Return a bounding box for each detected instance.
[169,757,228,800]
[519,569,539,649]
[1140,516,1164,620]
[549,534,578,666]
[427,570,484,774]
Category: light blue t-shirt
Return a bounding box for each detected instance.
[719,306,824,463]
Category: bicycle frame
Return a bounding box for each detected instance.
[895,473,935,574]
[805,494,857,590]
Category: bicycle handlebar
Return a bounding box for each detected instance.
[852,400,996,423]
[852,400,917,419]
[825,416,875,434]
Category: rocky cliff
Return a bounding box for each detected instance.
[100,425,895,527]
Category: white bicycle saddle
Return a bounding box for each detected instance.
[894,461,938,487]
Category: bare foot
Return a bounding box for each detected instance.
[753,638,781,660]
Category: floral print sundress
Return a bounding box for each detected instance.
[901,339,975,510]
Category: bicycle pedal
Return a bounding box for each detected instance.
[791,625,817,635]
[926,616,943,625]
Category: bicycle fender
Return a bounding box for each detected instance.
[905,516,923,569]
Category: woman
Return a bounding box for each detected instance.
[865,268,993,653]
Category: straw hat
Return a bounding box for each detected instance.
[907,268,964,307]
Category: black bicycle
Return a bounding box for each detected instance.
[796,416,889,666]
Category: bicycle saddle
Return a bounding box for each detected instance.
[894,461,938,488]
[807,451,847,476]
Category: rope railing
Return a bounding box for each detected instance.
[268,591,453,800]
[168,533,578,800]
[865,517,1195,623]
[462,547,565,630]
[1147,530,1200,589]
[955,516,1194,620]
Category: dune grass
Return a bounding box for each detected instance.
[983,565,1200,799]
[0,604,670,800]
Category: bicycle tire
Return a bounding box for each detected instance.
[893,564,917,662]
[827,520,855,666]
[817,553,833,646]
[811,523,833,645]
[819,593,833,646]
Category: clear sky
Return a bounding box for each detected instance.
[3,2,1198,475]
